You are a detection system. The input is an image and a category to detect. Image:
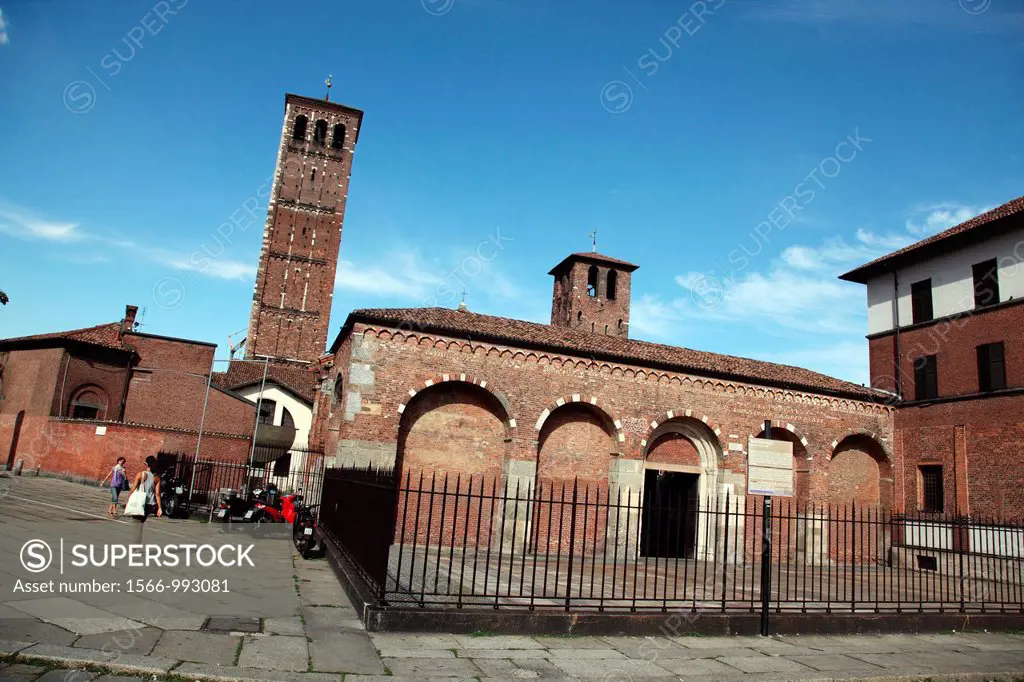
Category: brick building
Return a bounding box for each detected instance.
[841,194,1024,519]
[311,251,896,541]
[0,304,257,479]
[244,93,363,366]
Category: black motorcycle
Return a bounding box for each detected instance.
[292,495,321,559]
[159,468,189,519]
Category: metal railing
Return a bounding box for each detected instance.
[157,447,327,515]
[320,467,1024,618]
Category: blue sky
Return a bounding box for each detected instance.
[1,0,1021,384]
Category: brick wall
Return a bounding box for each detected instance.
[0,347,64,416]
[895,393,1024,520]
[869,301,1024,399]
[320,323,896,515]
[0,414,250,482]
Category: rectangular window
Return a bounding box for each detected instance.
[911,279,933,324]
[913,355,938,400]
[977,342,1006,392]
[972,258,999,308]
[258,399,277,425]
[919,465,944,513]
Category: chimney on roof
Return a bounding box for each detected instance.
[124,305,139,332]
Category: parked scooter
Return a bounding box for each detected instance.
[291,494,321,559]
[247,483,286,524]
[159,468,189,519]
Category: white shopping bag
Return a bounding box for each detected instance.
[123,489,147,517]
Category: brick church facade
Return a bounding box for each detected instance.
[311,252,896,516]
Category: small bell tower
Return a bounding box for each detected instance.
[549,252,638,338]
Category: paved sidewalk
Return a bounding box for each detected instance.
[3,476,1024,680]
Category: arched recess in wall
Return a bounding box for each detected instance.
[536,401,618,487]
[396,381,511,482]
[68,385,109,420]
[828,434,892,509]
[753,424,810,503]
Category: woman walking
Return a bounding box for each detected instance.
[125,455,162,543]
[100,456,128,517]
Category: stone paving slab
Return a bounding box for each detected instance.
[451,634,546,649]
[0,618,81,646]
[785,653,889,672]
[0,638,34,655]
[377,646,456,658]
[93,676,146,682]
[237,633,309,672]
[18,642,178,675]
[173,662,340,682]
[455,647,551,659]
[0,663,49,682]
[73,626,163,656]
[308,631,387,674]
[545,647,627,659]
[152,629,241,665]
[654,655,746,677]
[35,670,97,682]
[264,616,305,636]
[381,655,482,677]
[717,654,817,674]
[548,655,676,678]
[368,632,461,650]
[6,598,144,636]
[469,656,569,678]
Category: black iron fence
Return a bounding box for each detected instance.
[156,447,326,516]
[318,466,397,599]
[321,467,1024,618]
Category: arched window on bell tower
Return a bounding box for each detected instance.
[292,115,308,141]
[587,266,599,297]
[313,119,328,145]
[607,270,617,300]
[331,123,346,149]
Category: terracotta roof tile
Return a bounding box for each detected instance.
[342,307,886,401]
[549,252,639,274]
[0,322,131,352]
[212,360,316,403]
[841,195,1024,283]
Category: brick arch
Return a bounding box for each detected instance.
[397,374,517,433]
[829,429,891,461]
[749,420,810,457]
[534,395,625,444]
[639,410,724,450]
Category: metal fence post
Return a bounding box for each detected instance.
[760,419,773,636]
[760,496,772,635]
[565,479,578,612]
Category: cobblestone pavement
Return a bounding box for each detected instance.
[3,475,1024,681]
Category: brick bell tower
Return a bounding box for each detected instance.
[246,90,364,365]
[549,252,638,338]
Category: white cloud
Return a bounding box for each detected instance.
[0,200,257,281]
[0,204,82,242]
[335,247,522,311]
[169,256,255,280]
[905,203,991,236]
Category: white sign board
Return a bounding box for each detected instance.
[747,437,793,497]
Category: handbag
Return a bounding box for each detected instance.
[121,476,130,491]
[123,489,147,517]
